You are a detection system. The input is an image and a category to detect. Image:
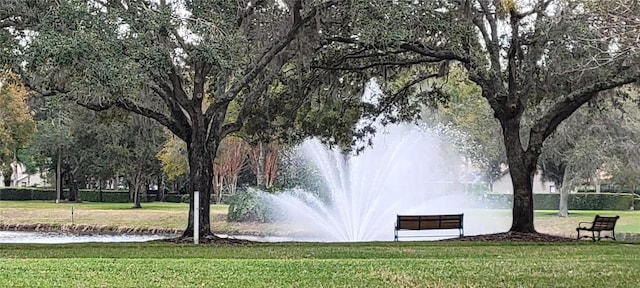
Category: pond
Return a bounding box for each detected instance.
[0,231,171,244]
[0,231,460,244]
[0,231,302,244]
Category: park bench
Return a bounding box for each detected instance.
[394,214,464,241]
[576,215,620,241]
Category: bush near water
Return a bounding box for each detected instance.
[227,187,278,223]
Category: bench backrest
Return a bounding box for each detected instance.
[592,215,619,230]
[396,214,463,230]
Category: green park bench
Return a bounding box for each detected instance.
[394,214,464,241]
[576,215,620,241]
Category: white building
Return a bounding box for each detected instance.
[0,161,47,187]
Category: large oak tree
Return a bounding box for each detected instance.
[311,0,640,232]
[1,0,356,238]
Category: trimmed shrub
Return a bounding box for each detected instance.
[535,193,635,210]
[0,188,56,201]
[227,187,277,223]
[483,192,635,210]
[78,190,130,203]
[0,188,130,203]
[533,194,559,210]
[164,194,189,203]
[480,194,512,209]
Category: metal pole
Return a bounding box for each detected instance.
[194,190,199,244]
[71,205,74,224]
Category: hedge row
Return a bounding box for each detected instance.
[484,193,638,210]
[0,188,173,203]
[0,188,131,202]
[0,187,229,204]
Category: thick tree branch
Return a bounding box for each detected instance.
[528,72,640,156]
[323,37,469,63]
[477,0,501,72]
[218,71,281,140]
[168,64,196,116]
[78,98,186,140]
[375,73,441,116]
[148,82,193,132]
[311,58,445,71]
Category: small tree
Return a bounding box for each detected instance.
[0,72,35,186]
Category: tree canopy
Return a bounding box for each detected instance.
[307,0,640,232]
[1,0,367,237]
[2,0,639,235]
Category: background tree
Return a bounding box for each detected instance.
[157,135,189,183]
[115,115,166,208]
[214,137,249,203]
[0,72,36,187]
[541,95,640,217]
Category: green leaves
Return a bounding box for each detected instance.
[0,72,35,167]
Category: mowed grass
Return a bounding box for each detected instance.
[0,201,283,235]
[2,201,640,237]
[0,242,638,287]
[534,210,640,238]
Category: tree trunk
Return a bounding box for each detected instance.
[182,135,216,238]
[65,162,79,202]
[1,159,14,187]
[127,180,134,202]
[131,169,143,209]
[132,183,142,208]
[156,175,165,202]
[558,185,570,217]
[255,142,265,189]
[502,118,537,233]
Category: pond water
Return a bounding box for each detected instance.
[0,231,302,244]
[0,231,171,244]
[0,231,458,244]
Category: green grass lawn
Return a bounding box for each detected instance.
[0,201,190,211]
[0,242,638,287]
[1,202,640,286]
[2,201,640,238]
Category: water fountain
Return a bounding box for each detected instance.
[264,123,509,242]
